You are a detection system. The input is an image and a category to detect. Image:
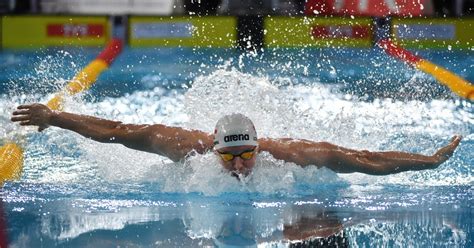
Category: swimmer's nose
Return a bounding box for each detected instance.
[233,157,245,172]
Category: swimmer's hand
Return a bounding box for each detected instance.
[432,135,462,166]
[11,103,53,132]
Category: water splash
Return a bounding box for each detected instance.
[1,56,472,195]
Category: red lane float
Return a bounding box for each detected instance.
[377,39,474,101]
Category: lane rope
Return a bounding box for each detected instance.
[377,39,474,101]
[0,39,123,184]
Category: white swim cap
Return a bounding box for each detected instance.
[213,113,258,149]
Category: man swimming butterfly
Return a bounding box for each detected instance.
[11,103,461,177]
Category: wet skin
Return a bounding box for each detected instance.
[11,104,463,176]
[215,145,258,177]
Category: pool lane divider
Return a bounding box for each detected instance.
[47,39,123,110]
[0,38,123,185]
[377,39,474,101]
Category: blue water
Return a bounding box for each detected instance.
[0,47,473,247]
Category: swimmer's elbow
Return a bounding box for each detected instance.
[363,165,394,175]
[352,151,394,175]
[330,150,387,175]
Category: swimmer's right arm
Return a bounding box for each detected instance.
[11,103,214,162]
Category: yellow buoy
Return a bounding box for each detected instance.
[0,143,23,183]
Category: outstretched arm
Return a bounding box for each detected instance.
[11,103,214,162]
[258,136,461,175]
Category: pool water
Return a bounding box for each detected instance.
[0,47,473,247]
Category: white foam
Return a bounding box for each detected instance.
[1,68,472,194]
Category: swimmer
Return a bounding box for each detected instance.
[11,103,461,177]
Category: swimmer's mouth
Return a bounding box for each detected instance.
[231,170,250,180]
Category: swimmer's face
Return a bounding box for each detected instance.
[215,145,258,177]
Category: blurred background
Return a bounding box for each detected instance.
[1,0,473,16]
[0,0,473,50]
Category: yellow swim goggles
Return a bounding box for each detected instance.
[217,148,256,162]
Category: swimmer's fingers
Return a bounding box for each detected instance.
[16,103,49,112]
[447,135,462,150]
[449,135,462,144]
[17,104,33,110]
[19,120,31,126]
[17,103,46,109]
[12,109,30,115]
[14,118,49,131]
[19,120,48,132]
[433,135,462,164]
[38,125,48,132]
[11,103,52,132]
[12,104,39,119]
[11,115,31,122]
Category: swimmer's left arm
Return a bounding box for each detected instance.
[258,136,461,175]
